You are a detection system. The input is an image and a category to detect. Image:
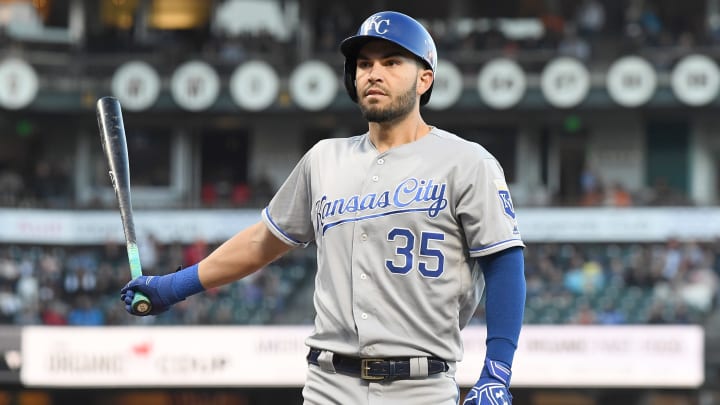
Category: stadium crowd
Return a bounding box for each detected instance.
[313,0,708,70]
[0,236,717,327]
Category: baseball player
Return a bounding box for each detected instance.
[121,10,526,405]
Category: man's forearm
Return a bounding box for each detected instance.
[198,221,294,289]
[479,246,526,366]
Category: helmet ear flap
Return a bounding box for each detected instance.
[343,59,358,103]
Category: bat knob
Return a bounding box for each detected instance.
[133,301,152,315]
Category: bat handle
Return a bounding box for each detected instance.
[131,291,152,315]
[127,244,153,315]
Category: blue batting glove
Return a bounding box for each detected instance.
[463,358,512,405]
[120,264,204,316]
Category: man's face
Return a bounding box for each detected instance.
[354,40,429,123]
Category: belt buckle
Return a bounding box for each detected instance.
[360,359,385,381]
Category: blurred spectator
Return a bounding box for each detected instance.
[646,302,667,324]
[231,183,251,207]
[14,304,40,325]
[314,3,353,53]
[38,249,62,278]
[660,238,683,282]
[15,264,38,309]
[564,253,605,295]
[251,174,275,207]
[572,302,596,324]
[41,300,68,325]
[708,12,720,44]
[201,183,219,207]
[95,262,118,295]
[540,6,566,46]
[638,3,663,45]
[137,232,160,274]
[240,273,264,308]
[101,241,126,278]
[184,238,209,267]
[0,284,20,323]
[67,295,104,326]
[0,168,24,206]
[579,165,603,206]
[31,161,55,205]
[215,34,248,64]
[671,301,691,324]
[605,255,627,286]
[214,179,233,206]
[605,182,633,207]
[643,177,690,206]
[677,250,718,312]
[558,23,591,61]
[624,264,656,288]
[596,301,626,324]
[0,249,20,285]
[525,271,545,301]
[579,184,604,206]
[575,0,606,38]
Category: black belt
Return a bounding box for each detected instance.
[307,348,448,381]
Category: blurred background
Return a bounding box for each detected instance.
[0,0,719,404]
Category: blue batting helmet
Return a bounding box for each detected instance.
[340,11,437,106]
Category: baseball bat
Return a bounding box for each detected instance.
[96,96,152,315]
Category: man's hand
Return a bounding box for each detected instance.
[463,359,512,405]
[120,264,204,316]
[120,274,184,316]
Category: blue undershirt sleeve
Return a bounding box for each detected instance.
[477,246,526,367]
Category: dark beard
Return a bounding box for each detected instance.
[360,84,417,123]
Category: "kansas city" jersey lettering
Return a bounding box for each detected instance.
[315,177,448,234]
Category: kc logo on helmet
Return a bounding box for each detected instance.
[362,15,390,35]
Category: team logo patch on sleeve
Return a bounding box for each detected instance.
[493,179,516,219]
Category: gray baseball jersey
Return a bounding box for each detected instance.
[262,127,524,362]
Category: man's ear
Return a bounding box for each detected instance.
[417,69,434,97]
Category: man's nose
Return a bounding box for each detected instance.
[366,63,383,82]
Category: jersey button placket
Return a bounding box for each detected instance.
[352,225,371,342]
[358,231,369,323]
[354,155,386,349]
[372,156,384,182]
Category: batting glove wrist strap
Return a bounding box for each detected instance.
[172,263,205,299]
[151,263,205,305]
[482,358,512,387]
